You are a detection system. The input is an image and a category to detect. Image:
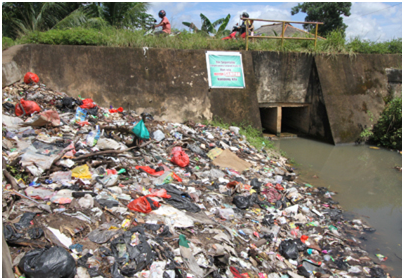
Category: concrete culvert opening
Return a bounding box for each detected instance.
[260,106,309,137]
[281,106,309,135]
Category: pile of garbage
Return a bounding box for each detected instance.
[2,76,389,278]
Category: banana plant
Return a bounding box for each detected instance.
[182,13,230,37]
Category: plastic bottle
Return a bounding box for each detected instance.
[86,125,101,147]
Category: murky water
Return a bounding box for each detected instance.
[273,138,402,277]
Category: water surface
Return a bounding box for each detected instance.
[274,138,402,277]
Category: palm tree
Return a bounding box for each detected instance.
[2,2,72,38]
[86,2,153,30]
[182,13,231,37]
[2,2,154,39]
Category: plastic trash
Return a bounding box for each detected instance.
[218,208,235,220]
[132,119,150,139]
[79,98,97,109]
[279,239,299,259]
[370,267,386,278]
[24,110,60,127]
[15,98,41,116]
[15,212,37,230]
[136,166,165,176]
[78,194,94,209]
[24,72,39,84]
[179,235,204,278]
[19,246,76,278]
[28,227,44,239]
[74,107,87,122]
[153,130,165,141]
[86,125,101,147]
[71,165,92,179]
[229,126,240,134]
[109,107,123,113]
[96,138,122,150]
[170,146,189,167]
[127,196,160,213]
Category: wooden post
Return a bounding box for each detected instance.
[314,23,318,49]
[245,19,249,51]
[281,21,285,47]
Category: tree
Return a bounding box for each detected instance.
[2,2,154,39]
[182,13,230,37]
[2,2,73,38]
[291,2,351,36]
[86,2,153,30]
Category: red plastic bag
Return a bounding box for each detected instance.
[170,147,189,168]
[127,196,160,213]
[79,98,96,109]
[147,189,171,199]
[24,72,39,84]
[109,107,123,113]
[76,121,90,127]
[135,166,165,177]
[15,98,41,116]
[171,172,183,183]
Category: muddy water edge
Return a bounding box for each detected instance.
[273,137,402,277]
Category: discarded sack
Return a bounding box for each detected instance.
[24,72,39,84]
[19,246,76,278]
[170,147,189,168]
[15,98,41,116]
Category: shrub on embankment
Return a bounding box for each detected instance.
[2,27,402,55]
[371,98,402,150]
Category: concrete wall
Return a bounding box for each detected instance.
[3,44,262,129]
[251,51,313,105]
[315,54,402,144]
[3,45,402,144]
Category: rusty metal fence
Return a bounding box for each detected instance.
[241,18,323,50]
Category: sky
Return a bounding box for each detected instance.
[147,2,402,41]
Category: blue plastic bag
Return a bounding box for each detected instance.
[74,107,87,122]
[132,119,150,139]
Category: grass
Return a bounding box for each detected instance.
[202,117,274,151]
[2,27,402,55]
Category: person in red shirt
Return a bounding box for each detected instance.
[154,10,171,35]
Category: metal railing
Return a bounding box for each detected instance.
[241,18,323,50]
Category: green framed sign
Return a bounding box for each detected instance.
[205,51,245,88]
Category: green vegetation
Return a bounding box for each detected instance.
[182,13,231,37]
[291,2,352,36]
[2,37,16,49]
[202,117,274,151]
[372,98,402,150]
[2,2,152,39]
[3,27,402,55]
[360,98,402,150]
[347,37,402,54]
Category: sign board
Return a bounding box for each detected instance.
[205,51,245,88]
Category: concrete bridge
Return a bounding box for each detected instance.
[3,45,402,144]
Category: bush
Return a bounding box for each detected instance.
[2,37,15,50]
[19,28,107,46]
[372,98,402,150]
[347,37,402,54]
